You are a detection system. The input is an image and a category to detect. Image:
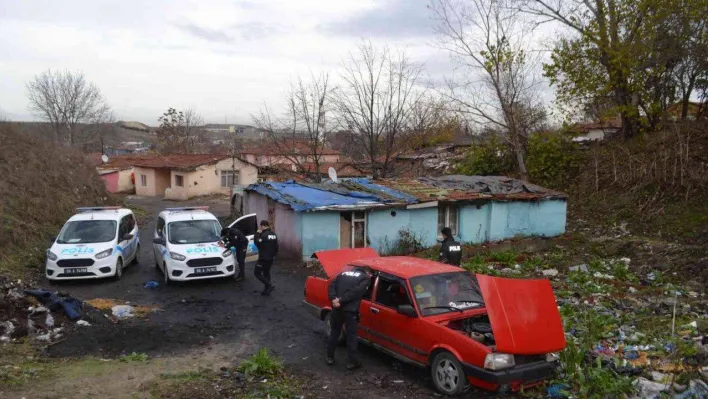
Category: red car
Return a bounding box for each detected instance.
[303,248,566,396]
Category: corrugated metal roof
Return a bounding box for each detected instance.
[246,175,566,212]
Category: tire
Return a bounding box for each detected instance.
[131,244,140,265]
[163,263,171,285]
[324,311,345,345]
[430,352,468,396]
[113,258,124,281]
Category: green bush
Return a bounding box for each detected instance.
[456,136,515,176]
[526,132,584,189]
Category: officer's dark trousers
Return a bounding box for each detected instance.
[254,259,273,287]
[235,249,246,277]
[326,309,359,364]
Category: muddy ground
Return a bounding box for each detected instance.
[14,196,479,399]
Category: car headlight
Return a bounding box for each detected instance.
[169,252,186,261]
[484,353,515,370]
[546,352,560,362]
[46,250,58,261]
[95,249,113,259]
[222,248,233,258]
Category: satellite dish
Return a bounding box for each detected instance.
[328,167,338,183]
[101,154,109,163]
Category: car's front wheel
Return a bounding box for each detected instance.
[113,258,123,281]
[163,263,171,285]
[430,352,468,396]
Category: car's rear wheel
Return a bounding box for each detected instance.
[431,352,468,396]
[324,312,345,345]
[113,258,123,281]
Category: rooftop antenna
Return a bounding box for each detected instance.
[328,167,338,183]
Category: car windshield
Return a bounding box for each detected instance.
[168,220,222,244]
[56,220,117,244]
[409,272,485,316]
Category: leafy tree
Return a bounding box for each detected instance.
[156,107,206,153]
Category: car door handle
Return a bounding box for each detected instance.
[370,307,380,314]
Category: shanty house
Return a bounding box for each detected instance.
[130,154,259,200]
[244,176,567,259]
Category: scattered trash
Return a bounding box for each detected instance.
[634,377,669,397]
[547,383,571,398]
[45,314,55,328]
[144,280,160,289]
[629,287,638,293]
[542,269,559,277]
[24,289,83,320]
[111,305,134,319]
[674,380,708,399]
[593,271,614,280]
[569,264,589,273]
[76,320,91,327]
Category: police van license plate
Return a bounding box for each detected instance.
[66,268,87,274]
[195,267,217,274]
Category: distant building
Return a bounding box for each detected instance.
[666,101,706,120]
[203,124,262,140]
[239,141,341,167]
[568,119,622,142]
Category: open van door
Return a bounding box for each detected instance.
[229,213,258,262]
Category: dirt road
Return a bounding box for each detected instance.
[40,196,484,398]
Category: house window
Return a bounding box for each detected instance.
[221,170,240,187]
[437,204,459,237]
[140,174,147,186]
[175,175,184,187]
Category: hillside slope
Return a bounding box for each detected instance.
[0,125,114,279]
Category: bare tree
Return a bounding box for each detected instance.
[252,74,335,183]
[156,107,207,153]
[430,0,542,181]
[26,70,112,146]
[332,41,425,179]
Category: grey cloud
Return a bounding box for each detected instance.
[322,0,434,38]
[176,23,233,43]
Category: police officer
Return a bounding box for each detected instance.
[221,226,248,282]
[326,266,373,370]
[254,220,278,295]
[439,227,462,266]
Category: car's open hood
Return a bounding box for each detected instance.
[313,248,379,277]
[476,274,566,355]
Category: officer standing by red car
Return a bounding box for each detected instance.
[326,266,373,370]
[439,227,462,266]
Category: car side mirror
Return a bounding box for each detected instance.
[397,304,417,318]
[50,235,57,243]
[123,233,134,240]
[153,237,165,245]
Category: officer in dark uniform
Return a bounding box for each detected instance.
[221,226,248,281]
[253,220,278,295]
[326,266,373,370]
[439,227,462,266]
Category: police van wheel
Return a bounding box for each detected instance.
[131,245,140,265]
[324,312,345,345]
[113,259,123,281]
[163,264,171,284]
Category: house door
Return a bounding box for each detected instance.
[340,211,367,248]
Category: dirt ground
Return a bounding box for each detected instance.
[3,195,479,399]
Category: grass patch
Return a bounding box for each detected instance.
[120,352,149,363]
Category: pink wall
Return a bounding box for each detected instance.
[100,171,119,193]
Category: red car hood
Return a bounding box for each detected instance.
[313,248,379,277]
[476,274,566,355]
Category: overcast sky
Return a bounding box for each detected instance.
[0,0,555,126]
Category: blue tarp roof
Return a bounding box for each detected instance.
[246,179,418,212]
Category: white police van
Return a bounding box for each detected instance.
[152,207,258,283]
[45,207,139,281]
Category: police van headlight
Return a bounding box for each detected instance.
[95,249,113,259]
[222,248,233,257]
[169,252,186,261]
[46,250,58,261]
[484,353,515,370]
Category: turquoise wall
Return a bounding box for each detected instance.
[300,212,340,257]
[458,203,491,244]
[483,200,566,242]
[367,207,438,253]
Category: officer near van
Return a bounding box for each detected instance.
[439,227,462,266]
[254,220,278,295]
[326,266,373,370]
[221,226,248,282]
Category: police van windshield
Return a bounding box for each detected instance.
[56,220,117,244]
[168,220,222,245]
[409,272,485,316]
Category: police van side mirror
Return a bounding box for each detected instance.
[49,235,57,243]
[153,237,165,245]
[123,233,134,240]
[397,304,417,318]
